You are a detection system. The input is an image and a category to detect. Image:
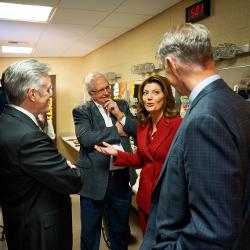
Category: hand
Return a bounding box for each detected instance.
[103,99,124,120]
[67,160,76,169]
[115,121,128,137]
[94,142,118,156]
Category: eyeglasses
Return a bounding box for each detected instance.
[90,85,111,94]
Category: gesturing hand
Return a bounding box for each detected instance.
[94,142,118,157]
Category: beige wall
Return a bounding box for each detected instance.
[1,0,250,161]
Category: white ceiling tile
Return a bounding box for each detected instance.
[86,26,129,38]
[116,0,181,15]
[63,37,110,56]
[51,8,108,26]
[101,13,152,28]
[59,0,124,12]
[34,37,75,56]
[45,24,91,38]
[0,20,45,45]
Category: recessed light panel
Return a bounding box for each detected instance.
[2,46,33,54]
[0,2,53,22]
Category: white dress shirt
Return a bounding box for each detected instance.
[8,104,40,127]
[94,101,125,170]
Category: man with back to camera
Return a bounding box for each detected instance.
[0,75,8,113]
[140,23,250,250]
[0,59,83,250]
[72,72,137,250]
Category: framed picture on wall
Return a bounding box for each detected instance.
[46,75,56,141]
[128,80,142,116]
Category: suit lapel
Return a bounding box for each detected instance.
[138,122,154,161]
[4,105,40,130]
[88,101,108,127]
[110,114,117,125]
[188,78,227,114]
[148,117,173,158]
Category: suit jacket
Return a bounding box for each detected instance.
[114,116,182,214]
[73,99,137,200]
[0,106,83,250]
[141,79,250,250]
[0,86,8,113]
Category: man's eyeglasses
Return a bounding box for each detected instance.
[90,85,111,94]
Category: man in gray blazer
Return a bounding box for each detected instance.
[0,59,83,250]
[141,23,250,250]
[73,72,137,250]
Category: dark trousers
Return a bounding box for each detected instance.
[80,169,132,250]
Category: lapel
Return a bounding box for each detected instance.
[148,117,173,158]
[188,78,227,114]
[110,113,117,125]
[138,122,154,161]
[4,105,40,130]
[88,100,107,127]
[154,79,228,188]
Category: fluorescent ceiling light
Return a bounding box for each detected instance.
[2,46,33,54]
[0,2,53,22]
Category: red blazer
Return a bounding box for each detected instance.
[114,116,182,214]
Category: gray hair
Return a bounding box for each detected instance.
[157,23,213,68]
[84,72,107,92]
[3,59,51,105]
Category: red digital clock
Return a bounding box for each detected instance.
[186,0,210,23]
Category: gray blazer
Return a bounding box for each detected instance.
[141,79,250,250]
[73,99,137,200]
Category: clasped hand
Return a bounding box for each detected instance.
[103,99,124,121]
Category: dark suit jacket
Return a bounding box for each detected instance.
[0,86,8,113]
[141,79,250,250]
[0,106,83,250]
[114,116,182,214]
[73,99,137,200]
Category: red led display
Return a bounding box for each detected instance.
[186,0,210,23]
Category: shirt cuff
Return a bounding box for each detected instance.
[119,116,126,126]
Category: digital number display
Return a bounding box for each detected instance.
[186,0,210,23]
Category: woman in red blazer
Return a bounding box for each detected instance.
[95,75,182,234]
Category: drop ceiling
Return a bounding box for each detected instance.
[0,0,181,57]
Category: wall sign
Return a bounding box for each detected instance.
[186,0,210,23]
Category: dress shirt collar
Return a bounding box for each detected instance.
[8,104,39,126]
[93,100,113,127]
[189,74,221,103]
[93,100,106,112]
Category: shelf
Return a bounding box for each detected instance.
[61,135,80,152]
[217,64,250,88]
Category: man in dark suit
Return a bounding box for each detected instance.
[0,59,83,250]
[0,75,8,114]
[73,72,137,250]
[141,23,250,250]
